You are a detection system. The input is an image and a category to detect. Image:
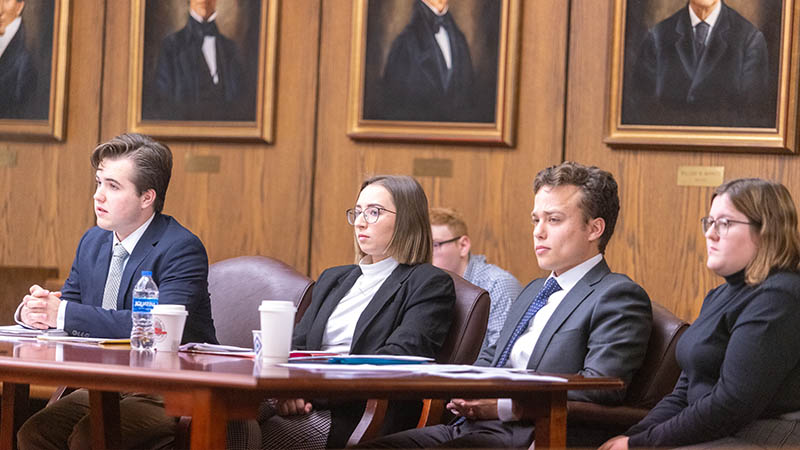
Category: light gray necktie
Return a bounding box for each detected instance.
[101,243,129,310]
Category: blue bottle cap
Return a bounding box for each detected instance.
[141,271,153,277]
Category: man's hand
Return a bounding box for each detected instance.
[276,398,313,416]
[446,398,499,420]
[20,285,61,329]
[599,435,629,450]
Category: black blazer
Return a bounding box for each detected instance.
[293,262,456,448]
[626,1,770,127]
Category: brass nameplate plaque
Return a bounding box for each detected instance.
[413,158,453,178]
[677,166,724,187]
[0,149,17,168]
[185,154,220,173]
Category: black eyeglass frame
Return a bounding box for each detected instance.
[432,235,463,250]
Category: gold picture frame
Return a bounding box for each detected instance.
[0,0,70,141]
[128,0,279,142]
[347,0,521,146]
[605,0,800,152]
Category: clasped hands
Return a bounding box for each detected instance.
[20,284,61,329]
[447,398,500,421]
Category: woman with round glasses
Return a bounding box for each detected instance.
[239,175,455,450]
[601,178,800,449]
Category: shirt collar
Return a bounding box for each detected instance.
[0,17,22,58]
[550,253,603,293]
[463,254,485,280]
[113,213,155,256]
[189,9,217,24]
[688,1,721,28]
[358,256,399,276]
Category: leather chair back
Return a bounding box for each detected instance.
[208,256,314,348]
[436,271,490,364]
[624,301,689,408]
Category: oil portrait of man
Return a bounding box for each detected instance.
[361,0,501,123]
[621,0,781,128]
[0,0,52,120]
[140,0,260,122]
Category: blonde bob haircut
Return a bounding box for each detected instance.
[713,178,800,285]
[353,175,433,265]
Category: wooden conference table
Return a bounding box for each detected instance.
[0,339,622,450]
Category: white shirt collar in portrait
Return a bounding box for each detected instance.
[190,9,220,84]
[423,1,452,70]
[0,17,22,60]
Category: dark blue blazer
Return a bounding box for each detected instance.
[626,1,770,127]
[60,213,217,344]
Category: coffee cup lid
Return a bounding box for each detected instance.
[151,304,188,315]
[258,301,296,312]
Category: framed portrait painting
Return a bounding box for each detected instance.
[128,0,278,142]
[347,0,521,145]
[0,0,70,141]
[606,0,800,152]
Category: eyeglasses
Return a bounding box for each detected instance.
[346,206,396,225]
[433,236,462,250]
[700,216,753,236]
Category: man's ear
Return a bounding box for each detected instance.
[140,189,156,210]
[458,235,471,258]
[587,217,605,243]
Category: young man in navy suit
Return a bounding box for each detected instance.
[360,162,653,448]
[17,133,217,450]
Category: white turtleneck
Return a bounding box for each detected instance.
[321,256,400,353]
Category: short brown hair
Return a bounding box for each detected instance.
[429,207,468,238]
[533,161,619,253]
[713,178,800,285]
[354,175,432,265]
[91,133,173,214]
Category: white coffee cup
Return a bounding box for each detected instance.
[257,301,296,363]
[151,304,188,352]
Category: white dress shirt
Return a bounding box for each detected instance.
[0,17,22,59]
[190,9,219,84]
[497,253,603,421]
[423,2,452,70]
[321,257,399,353]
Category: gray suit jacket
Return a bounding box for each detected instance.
[468,258,652,445]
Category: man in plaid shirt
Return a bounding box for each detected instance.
[430,208,522,349]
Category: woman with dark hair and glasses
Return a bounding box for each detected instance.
[230,175,455,450]
[601,178,800,449]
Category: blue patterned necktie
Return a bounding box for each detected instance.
[493,277,562,368]
[101,243,128,310]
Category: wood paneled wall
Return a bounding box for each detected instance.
[4,0,799,323]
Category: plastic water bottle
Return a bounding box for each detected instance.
[131,271,159,351]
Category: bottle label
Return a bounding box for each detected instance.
[132,297,158,313]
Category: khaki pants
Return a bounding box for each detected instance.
[17,389,177,450]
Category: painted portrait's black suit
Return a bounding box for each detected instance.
[147,15,251,121]
[376,1,488,122]
[0,22,40,119]
[625,2,770,127]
